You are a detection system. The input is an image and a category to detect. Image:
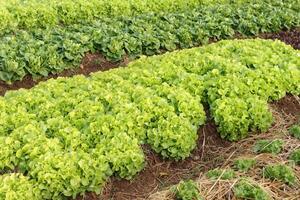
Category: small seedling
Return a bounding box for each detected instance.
[206,168,235,180]
[233,178,270,200]
[173,180,203,200]
[289,149,300,165]
[234,158,256,172]
[253,139,284,154]
[263,164,296,185]
[289,125,300,139]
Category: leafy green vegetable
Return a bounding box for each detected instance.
[173,180,203,200]
[0,173,40,200]
[263,164,297,185]
[253,139,284,154]
[233,178,271,200]
[234,158,256,172]
[0,0,213,33]
[0,39,299,198]
[206,168,235,180]
[289,149,300,165]
[289,125,300,139]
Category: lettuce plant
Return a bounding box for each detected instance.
[234,158,256,172]
[263,164,297,185]
[289,125,300,139]
[233,179,270,200]
[253,139,284,154]
[289,149,300,165]
[206,168,235,180]
[173,180,203,200]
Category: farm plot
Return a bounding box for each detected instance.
[0,0,299,82]
[0,0,300,200]
[0,39,299,199]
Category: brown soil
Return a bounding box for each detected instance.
[0,28,299,96]
[272,95,300,117]
[259,27,300,50]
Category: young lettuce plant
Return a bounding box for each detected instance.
[173,180,203,200]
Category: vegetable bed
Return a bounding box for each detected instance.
[0,39,299,199]
[0,0,299,82]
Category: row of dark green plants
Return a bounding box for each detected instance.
[0,0,299,82]
[0,0,222,34]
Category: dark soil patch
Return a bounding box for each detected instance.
[272,94,300,117]
[0,28,299,96]
[259,27,300,50]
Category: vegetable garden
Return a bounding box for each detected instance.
[0,0,299,200]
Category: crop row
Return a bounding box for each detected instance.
[129,39,300,140]
[0,0,299,82]
[0,39,299,199]
[0,0,218,34]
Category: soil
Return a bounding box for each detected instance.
[273,95,300,117]
[0,28,299,96]
[259,27,300,50]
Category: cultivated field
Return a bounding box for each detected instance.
[0,0,299,200]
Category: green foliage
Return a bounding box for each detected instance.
[133,39,300,141]
[0,0,299,82]
[289,125,300,139]
[253,139,284,154]
[2,0,298,35]
[0,39,299,198]
[211,96,273,141]
[174,180,203,200]
[263,164,297,185]
[0,0,207,33]
[289,149,300,165]
[233,179,271,200]
[234,158,256,172]
[0,173,40,200]
[206,168,235,180]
